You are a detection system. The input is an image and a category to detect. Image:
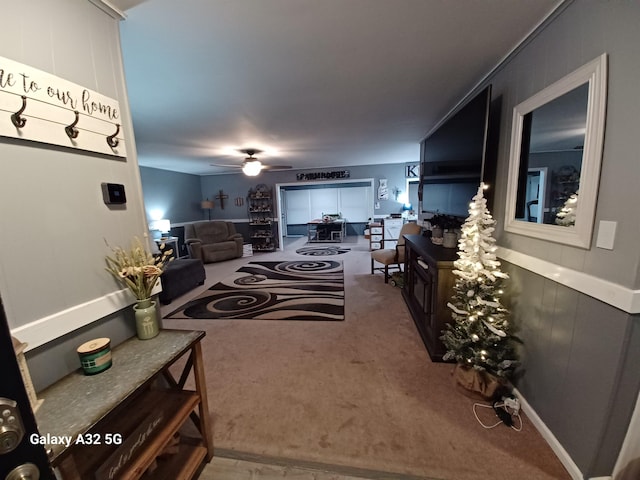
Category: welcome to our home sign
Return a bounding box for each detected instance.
[0,55,126,157]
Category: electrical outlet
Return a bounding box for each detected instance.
[596,220,616,250]
[503,397,520,413]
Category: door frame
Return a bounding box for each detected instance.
[525,167,547,223]
[275,178,375,251]
[0,296,55,479]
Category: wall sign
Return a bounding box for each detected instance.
[377,179,389,200]
[296,170,350,181]
[406,164,419,178]
[0,55,126,157]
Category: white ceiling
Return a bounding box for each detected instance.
[116,0,563,175]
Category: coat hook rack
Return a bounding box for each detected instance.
[65,111,80,139]
[106,124,120,148]
[11,96,28,128]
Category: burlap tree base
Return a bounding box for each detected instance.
[452,363,508,401]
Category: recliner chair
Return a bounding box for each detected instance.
[184,221,244,263]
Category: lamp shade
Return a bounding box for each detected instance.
[150,218,171,233]
[201,200,214,209]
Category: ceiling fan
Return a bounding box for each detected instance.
[211,148,292,176]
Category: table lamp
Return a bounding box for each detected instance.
[150,219,171,239]
[201,199,214,220]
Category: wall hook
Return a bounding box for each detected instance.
[11,96,28,128]
[65,111,80,139]
[106,124,120,148]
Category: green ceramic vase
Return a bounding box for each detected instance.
[133,299,159,340]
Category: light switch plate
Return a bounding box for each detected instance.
[596,220,617,250]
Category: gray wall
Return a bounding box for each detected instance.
[7,0,637,474]
[482,2,640,477]
[491,3,640,289]
[141,163,414,248]
[197,163,417,221]
[0,2,144,389]
[140,163,415,249]
[504,263,640,476]
[140,166,202,223]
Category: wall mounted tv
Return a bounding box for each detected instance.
[419,85,491,219]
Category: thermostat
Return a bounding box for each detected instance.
[101,183,126,204]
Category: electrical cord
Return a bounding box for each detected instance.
[473,403,502,429]
[473,400,523,432]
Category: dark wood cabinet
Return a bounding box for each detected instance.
[402,235,457,361]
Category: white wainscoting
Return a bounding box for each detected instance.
[501,246,640,480]
[10,284,161,352]
[497,247,640,314]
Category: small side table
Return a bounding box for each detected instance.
[156,237,179,259]
[37,330,213,479]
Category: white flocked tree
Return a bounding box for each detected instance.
[555,191,578,226]
[440,183,519,380]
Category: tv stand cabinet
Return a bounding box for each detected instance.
[402,235,458,361]
[36,329,213,480]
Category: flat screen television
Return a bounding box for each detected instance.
[421,181,479,218]
[419,85,491,219]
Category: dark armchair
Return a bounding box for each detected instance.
[184,221,244,263]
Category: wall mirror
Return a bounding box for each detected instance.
[504,53,607,248]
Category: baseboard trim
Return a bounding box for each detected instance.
[497,246,640,314]
[513,388,584,480]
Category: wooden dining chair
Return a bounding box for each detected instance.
[370,222,422,282]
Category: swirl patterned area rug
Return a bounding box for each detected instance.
[165,260,344,321]
[295,246,350,256]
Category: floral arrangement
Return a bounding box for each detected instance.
[105,237,173,301]
[429,214,461,231]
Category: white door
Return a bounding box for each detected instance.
[525,168,546,223]
[280,189,288,236]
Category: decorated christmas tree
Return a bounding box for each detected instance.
[440,183,519,380]
[555,191,578,226]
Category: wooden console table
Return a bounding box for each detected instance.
[36,329,213,480]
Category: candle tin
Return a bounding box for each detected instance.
[77,337,112,375]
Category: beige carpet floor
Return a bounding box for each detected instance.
[161,236,571,480]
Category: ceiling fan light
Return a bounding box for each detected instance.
[242,160,262,176]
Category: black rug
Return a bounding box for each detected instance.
[296,246,350,256]
[165,260,344,321]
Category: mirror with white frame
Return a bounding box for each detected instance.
[504,54,607,248]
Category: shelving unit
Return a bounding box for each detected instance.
[36,330,213,480]
[368,222,383,250]
[248,184,277,252]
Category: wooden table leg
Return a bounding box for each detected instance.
[191,341,214,461]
